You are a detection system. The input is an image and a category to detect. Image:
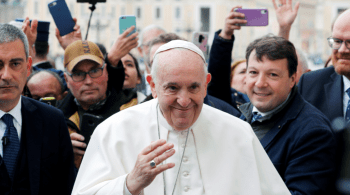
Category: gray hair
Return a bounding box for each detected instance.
[151,48,208,84]
[27,70,65,93]
[138,24,166,47]
[0,24,29,59]
[296,49,309,73]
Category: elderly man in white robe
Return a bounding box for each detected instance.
[72,40,290,195]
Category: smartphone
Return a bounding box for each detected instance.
[48,0,75,36]
[39,97,57,107]
[234,8,268,26]
[192,32,209,60]
[80,113,104,148]
[119,15,136,37]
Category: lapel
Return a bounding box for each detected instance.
[324,71,343,121]
[260,89,303,149]
[21,97,43,195]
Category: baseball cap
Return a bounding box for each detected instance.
[64,40,104,72]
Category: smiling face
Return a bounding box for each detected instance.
[0,39,31,112]
[122,54,140,89]
[65,60,108,110]
[246,50,295,112]
[332,11,350,79]
[147,49,211,130]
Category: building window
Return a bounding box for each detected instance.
[200,7,210,32]
[121,6,125,15]
[111,5,116,17]
[69,3,75,16]
[156,7,161,19]
[34,1,39,15]
[1,0,8,4]
[136,7,141,18]
[338,8,347,15]
[81,4,86,16]
[175,7,181,19]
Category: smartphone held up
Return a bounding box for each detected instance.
[234,8,268,26]
[48,0,75,36]
[119,15,136,37]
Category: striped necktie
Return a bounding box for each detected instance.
[2,114,20,181]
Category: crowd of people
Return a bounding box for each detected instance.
[0,0,349,194]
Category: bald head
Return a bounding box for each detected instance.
[27,70,67,101]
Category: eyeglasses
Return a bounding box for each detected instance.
[327,37,350,50]
[67,64,105,82]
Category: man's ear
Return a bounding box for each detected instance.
[146,74,157,98]
[63,73,70,90]
[61,91,68,100]
[206,73,212,85]
[290,73,296,88]
[26,57,32,77]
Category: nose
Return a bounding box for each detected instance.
[177,90,191,108]
[338,41,350,53]
[255,74,267,88]
[0,65,12,81]
[83,73,93,85]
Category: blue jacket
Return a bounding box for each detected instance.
[240,88,337,195]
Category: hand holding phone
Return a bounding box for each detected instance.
[48,0,75,36]
[220,6,247,39]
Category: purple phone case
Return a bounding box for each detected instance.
[235,8,268,26]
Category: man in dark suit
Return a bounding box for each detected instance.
[239,35,337,194]
[298,9,350,123]
[0,23,75,194]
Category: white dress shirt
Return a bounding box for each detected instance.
[0,96,22,157]
[343,76,350,117]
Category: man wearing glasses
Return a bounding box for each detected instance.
[58,40,135,169]
[298,9,350,124]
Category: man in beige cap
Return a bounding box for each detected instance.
[57,38,136,169]
[72,40,290,195]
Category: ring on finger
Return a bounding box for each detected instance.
[150,160,156,168]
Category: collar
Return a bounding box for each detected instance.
[343,76,350,93]
[252,92,291,117]
[32,60,49,67]
[156,98,200,132]
[0,96,22,126]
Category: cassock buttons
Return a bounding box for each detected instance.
[183,171,189,177]
[183,157,188,162]
[184,186,190,192]
[181,143,186,148]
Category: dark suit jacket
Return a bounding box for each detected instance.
[298,66,343,122]
[0,96,76,195]
[32,61,53,70]
[240,89,337,195]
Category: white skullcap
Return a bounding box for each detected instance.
[153,40,206,62]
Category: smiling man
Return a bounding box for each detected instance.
[72,40,290,195]
[298,9,350,123]
[239,35,337,195]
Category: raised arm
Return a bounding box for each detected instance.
[273,0,300,40]
[207,6,246,107]
[55,17,82,50]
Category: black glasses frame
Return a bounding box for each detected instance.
[67,63,105,82]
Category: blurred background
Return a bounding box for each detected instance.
[0,0,348,71]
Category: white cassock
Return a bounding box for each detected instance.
[72,99,291,195]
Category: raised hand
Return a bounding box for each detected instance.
[273,0,300,40]
[126,139,175,195]
[107,26,139,67]
[55,17,82,50]
[22,17,38,57]
[219,6,247,40]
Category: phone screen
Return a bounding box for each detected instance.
[119,15,136,37]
